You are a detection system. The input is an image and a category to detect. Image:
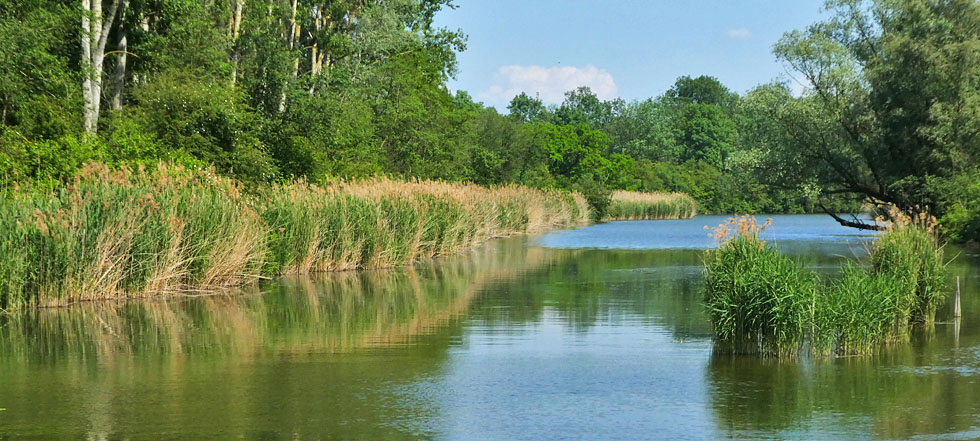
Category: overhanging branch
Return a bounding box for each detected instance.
[818,201,884,231]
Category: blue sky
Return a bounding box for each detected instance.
[433,0,827,109]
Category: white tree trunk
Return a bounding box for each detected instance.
[278,0,299,113]
[81,0,123,134]
[111,0,128,110]
[81,0,95,133]
[230,0,244,87]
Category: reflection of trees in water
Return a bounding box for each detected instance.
[0,237,574,440]
[472,248,713,338]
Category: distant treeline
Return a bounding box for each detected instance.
[0,1,977,242]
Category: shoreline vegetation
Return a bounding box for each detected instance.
[0,162,590,311]
[703,212,947,357]
[604,191,698,221]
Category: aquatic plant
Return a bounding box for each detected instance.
[869,208,947,324]
[0,163,265,309]
[703,212,948,357]
[702,216,826,356]
[261,177,589,275]
[0,163,589,310]
[604,191,697,221]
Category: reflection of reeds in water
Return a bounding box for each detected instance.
[0,239,564,362]
[707,335,980,439]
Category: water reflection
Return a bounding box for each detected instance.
[706,249,980,440]
[0,218,977,440]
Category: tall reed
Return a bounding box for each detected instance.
[703,211,948,357]
[0,164,589,310]
[262,177,589,274]
[604,191,697,220]
[0,163,265,310]
[869,208,947,324]
[702,217,827,356]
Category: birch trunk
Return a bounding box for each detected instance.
[110,0,128,110]
[230,0,244,87]
[81,0,123,134]
[81,0,94,133]
[278,0,299,113]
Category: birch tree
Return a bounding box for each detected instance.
[81,0,124,133]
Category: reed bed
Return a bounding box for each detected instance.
[0,164,588,310]
[0,163,265,310]
[604,191,697,220]
[703,212,947,357]
[261,177,589,275]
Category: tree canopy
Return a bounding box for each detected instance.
[0,0,976,242]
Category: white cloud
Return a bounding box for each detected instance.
[479,64,618,107]
[727,28,751,40]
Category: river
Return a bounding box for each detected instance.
[1,214,978,440]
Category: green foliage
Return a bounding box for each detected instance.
[674,104,736,168]
[762,0,980,231]
[120,70,277,184]
[666,75,738,108]
[0,2,78,139]
[507,92,548,123]
[573,174,612,222]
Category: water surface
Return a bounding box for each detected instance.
[1,215,978,440]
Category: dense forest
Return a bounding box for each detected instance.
[0,0,977,243]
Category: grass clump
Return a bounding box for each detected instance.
[703,211,948,357]
[703,217,826,356]
[869,208,947,324]
[604,191,697,221]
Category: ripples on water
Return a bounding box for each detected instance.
[0,215,978,440]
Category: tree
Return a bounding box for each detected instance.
[507,92,548,123]
[770,0,980,230]
[666,75,737,108]
[0,1,78,138]
[603,98,678,161]
[674,103,736,169]
[554,86,611,126]
[81,0,126,134]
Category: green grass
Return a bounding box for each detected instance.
[703,214,948,357]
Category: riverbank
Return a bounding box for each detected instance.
[0,163,589,310]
